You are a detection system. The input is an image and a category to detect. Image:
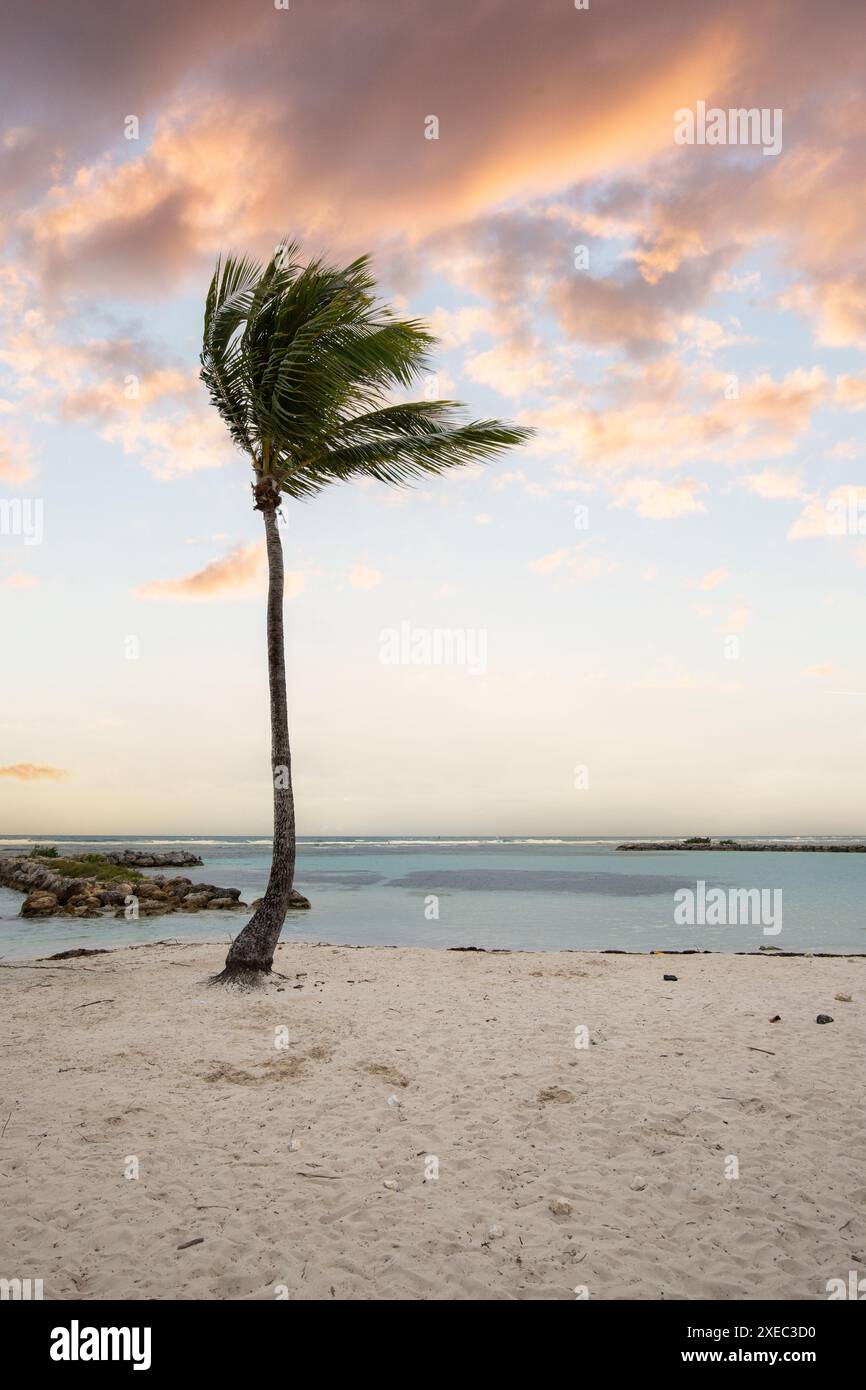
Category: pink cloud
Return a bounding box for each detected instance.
[529,545,618,580]
[7,0,863,318]
[135,543,266,600]
[2,0,865,537]
[699,567,729,590]
[611,477,706,519]
[803,664,835,678]
[0,763,68,781]
[0,430,34,485]
[741,469,806,500]
[788,486,866,540]
[135,542,317,601]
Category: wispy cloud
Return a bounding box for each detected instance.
[612,477,706,520]
[788,486,866,540]
[135,542,266,600]
[722,604,750,635]
[529,544,618,580]
[741,469,805,501]
[135,543,318,601]
[0,430,34,485]
[699,567,729,591]
[0,763,68,781]
[2,571,39,589]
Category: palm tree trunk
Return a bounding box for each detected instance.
[220,488,295,979]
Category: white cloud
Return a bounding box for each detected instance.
[788,486,866,540]
[612,477,706,519]
[741,468,805,500]
[529,544,618,580]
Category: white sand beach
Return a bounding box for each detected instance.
[1,943,863,1301]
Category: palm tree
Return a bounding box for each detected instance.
[200,243,531,982]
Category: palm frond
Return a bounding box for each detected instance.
[289,420,533,495]
[200,244,533,491]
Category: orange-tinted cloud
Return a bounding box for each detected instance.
[135,543,317,601]
[135,542,266,600]
[0,763,68,781]
[10,0,865,310]
[611,477,707,519]
[835,374,866,410]
[803,664,835,678]
[722,604,750,634]
[101,404,235,479]
[2,572,39,589]
[737,368,828,431]
[741,469,806,500]
[699,567,729,590]
[7,5,747,294]
[788,486,866,540]
[0,289,234,479]
[3,0,866,531]
[529,545,618,580]
[0,430,34,485]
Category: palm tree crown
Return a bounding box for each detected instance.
[201,242,533,493]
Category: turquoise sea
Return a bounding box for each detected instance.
[1,835,864,960]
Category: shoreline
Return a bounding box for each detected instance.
[9,938,866,965]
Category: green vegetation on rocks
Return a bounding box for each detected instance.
[31,855,143,884]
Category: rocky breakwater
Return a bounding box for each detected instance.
[0,853,312,919]
[90,849,205,868]
[616,837,866,852]
[0,857,246,918]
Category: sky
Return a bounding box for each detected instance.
[1,0,865,836]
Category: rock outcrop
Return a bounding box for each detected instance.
[90,849,204,868]
[21,890,61,917]
[617,839,866,852]
[1,857,84,903]
[2,853,312,920]
[0,855,250,920]
[249,891,311,910]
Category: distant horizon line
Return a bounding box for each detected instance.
[2,832,864,840]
